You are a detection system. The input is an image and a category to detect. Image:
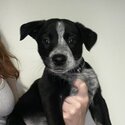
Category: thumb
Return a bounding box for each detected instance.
[73,79,88,97]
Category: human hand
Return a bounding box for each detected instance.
[63,79,89,125]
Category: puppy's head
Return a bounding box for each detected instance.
[20,19,97,73]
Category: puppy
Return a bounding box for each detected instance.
[6,19,112,125]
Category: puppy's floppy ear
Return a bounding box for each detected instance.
[75,22,97,51]
[20,20,45,40]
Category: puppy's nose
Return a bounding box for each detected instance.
[52,54,67,66]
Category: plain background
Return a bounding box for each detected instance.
[0,0,125,125]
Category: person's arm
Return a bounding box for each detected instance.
[63,79,89,125]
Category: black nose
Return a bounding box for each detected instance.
[52,54,67,66]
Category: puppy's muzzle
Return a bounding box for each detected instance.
[52,54,67,66]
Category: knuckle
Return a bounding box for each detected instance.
[76,102,81,109]
[69,109,75,115]
[80,82,87,89]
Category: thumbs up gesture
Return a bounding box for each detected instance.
[63,79,89,125]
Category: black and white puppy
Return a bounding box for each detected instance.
[7,19,112,125]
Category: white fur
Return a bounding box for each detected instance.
[24,116,47,125]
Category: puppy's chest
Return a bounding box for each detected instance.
[24,68,99,125]
[59,68,99,100]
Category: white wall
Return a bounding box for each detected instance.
[0,0,125,124]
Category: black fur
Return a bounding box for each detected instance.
[6,19,111,125]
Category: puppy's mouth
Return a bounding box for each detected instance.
[48,66,69,74]
[47,58,84,74]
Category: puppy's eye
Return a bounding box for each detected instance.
[42,38,50,44]
[68,37,76,45]
[68,38,73,44]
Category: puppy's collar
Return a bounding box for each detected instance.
[68,58,85,73]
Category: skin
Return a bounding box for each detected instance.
[63,79,89,125]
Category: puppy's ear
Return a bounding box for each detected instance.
[75,22,97,51]
[20,20,45,40]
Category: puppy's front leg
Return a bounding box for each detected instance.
[38,72,65,125]
[89,87,112,125]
